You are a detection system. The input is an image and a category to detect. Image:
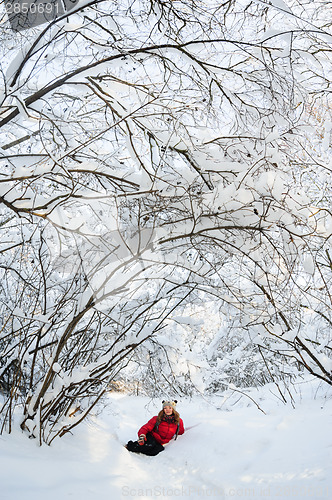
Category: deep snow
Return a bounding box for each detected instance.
[0,378,331,500]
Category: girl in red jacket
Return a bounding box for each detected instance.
[126,400,185,456]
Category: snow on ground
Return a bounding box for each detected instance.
[0,378,331,500]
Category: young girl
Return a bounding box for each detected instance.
[126,400,185,456]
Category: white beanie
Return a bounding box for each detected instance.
[162,400,177,410]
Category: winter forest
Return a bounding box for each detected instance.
[0,0,332,474]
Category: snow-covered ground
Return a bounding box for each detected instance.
[0,378,331,500]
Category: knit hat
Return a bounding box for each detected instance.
[162,400,177,410]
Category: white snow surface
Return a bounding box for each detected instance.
[0,380,331,500]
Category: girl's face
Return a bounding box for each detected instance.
[163,406,173,416]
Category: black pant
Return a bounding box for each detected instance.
[126,432,165,456]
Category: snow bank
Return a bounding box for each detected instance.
[0,379,331,500]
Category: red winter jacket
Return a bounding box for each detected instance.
[138,416,185,445]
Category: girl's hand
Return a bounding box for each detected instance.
[138,434,146,445]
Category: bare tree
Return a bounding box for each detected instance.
[0,0,331,443]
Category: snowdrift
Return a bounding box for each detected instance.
[0,379,331,500]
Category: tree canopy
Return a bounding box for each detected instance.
[0,0,331,444]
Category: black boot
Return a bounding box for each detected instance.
[125,433,164,456]
[126,440,142,453]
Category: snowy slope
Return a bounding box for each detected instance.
[0,379,331,500]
